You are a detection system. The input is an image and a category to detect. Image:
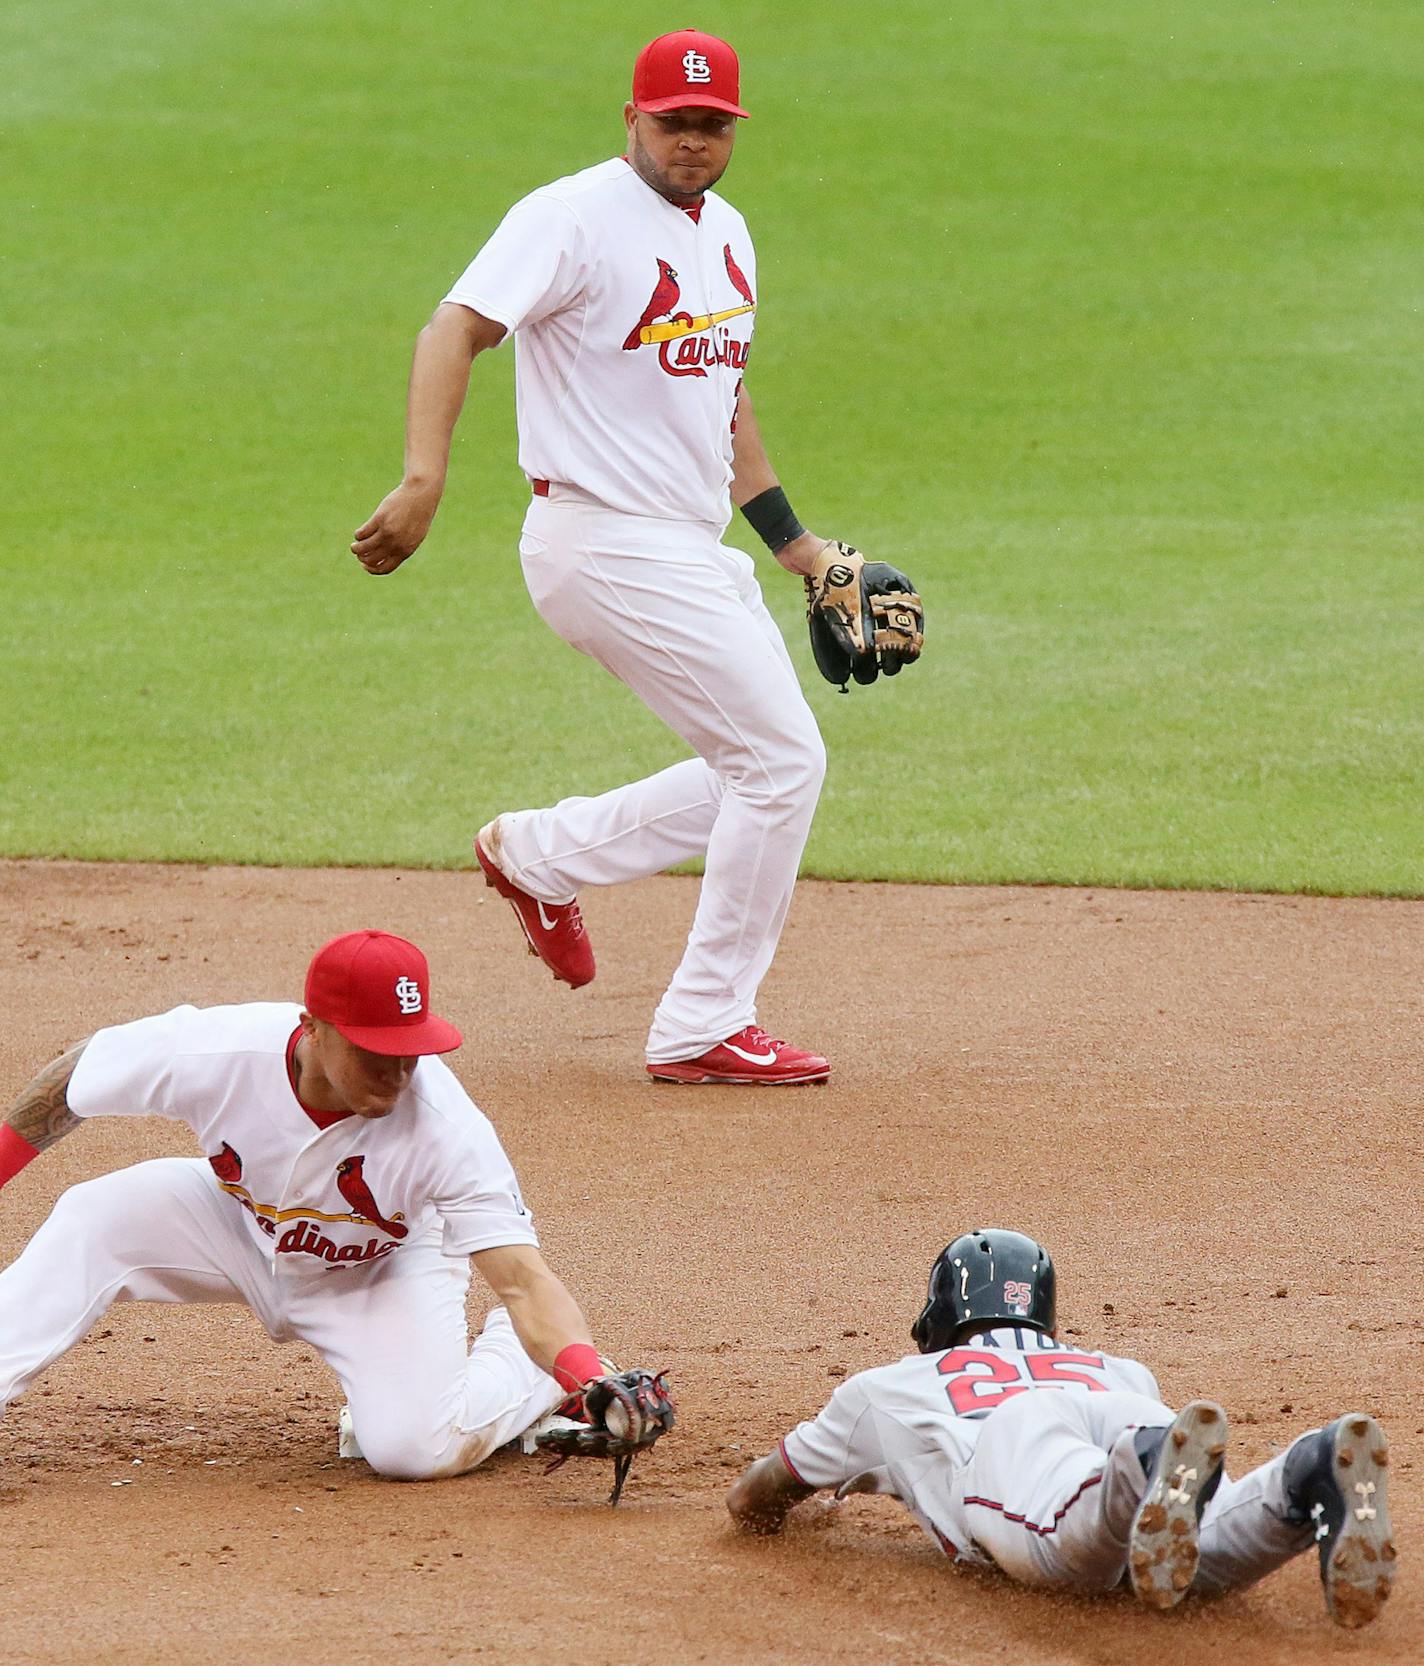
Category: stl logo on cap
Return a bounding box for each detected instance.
[304,930,462,1056]
[632,29,749,119]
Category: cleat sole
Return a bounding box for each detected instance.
[1322,1414,1395,1629]
[1128,1400,1227,1612]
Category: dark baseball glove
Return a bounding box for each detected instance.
[534,1369,676,1504]
[804,541,924,691]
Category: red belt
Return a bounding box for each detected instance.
[531,478,550,497]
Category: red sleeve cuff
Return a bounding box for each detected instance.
[0,1125,40,1188]
[552,1342,603,1393]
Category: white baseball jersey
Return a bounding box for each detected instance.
[444,157,756,525]
[66,1002,537,1276]
[780,1327,1159,1563]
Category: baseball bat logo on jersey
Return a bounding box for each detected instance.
[335,1155,409,1239]
[622,247,754,377]
[211,1152,409,1263]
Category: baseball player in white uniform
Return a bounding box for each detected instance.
[352,29,850,1086]
[0,930,663,1481]
[728,1230,1396,1630]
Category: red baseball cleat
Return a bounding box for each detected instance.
[646,1026,830,1085]
[475,820,595,989]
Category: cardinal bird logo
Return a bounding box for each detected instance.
[623,258,682,351]
[208,1142,243,1184]
[335,1155,408,1239]
[724,243,754,308]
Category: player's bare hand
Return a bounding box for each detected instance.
[775,530,834,578]
[351,481,441,576]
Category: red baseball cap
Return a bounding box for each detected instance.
[304,930,463,1056]
[633,29,749,118]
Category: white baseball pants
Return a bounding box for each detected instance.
[500,489,826,1063]
[950,1389,1313,1592]
[0,1159,563,1479]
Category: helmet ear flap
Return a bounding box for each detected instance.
[911,1256,957,1354]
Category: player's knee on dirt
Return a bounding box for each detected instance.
[354,1424,468,1482]
[350,1409,508,1481]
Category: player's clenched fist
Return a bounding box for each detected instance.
[351,480,440,576]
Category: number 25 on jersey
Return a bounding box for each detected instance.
[936,1348,1111,1417]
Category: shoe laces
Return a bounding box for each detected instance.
[739,1025,784,1051]
[541,897,584,938]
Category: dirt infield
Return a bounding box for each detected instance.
[0,860,1417,1665]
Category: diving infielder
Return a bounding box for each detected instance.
[0,931,667,1480]
[353,29,848,1086]
[728,1230,1396,1630]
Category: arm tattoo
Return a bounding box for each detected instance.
[6,1039,89,1151]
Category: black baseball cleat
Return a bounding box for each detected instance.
[1127,1400,1228,1611]
[1283,1413,1396,1629]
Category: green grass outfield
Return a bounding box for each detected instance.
[3,0,1420,892]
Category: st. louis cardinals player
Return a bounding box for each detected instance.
[0,930,671,1485]
[352,28,896,1086]
[728,1230,1395,1630]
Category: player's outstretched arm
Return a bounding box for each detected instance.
[0,1039,88,1189]
[351,303,508,576]
[729,384,835,579]
[471,1241,597,1378]
[727,1448,818,1534]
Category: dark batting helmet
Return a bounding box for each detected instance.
[910,1229,1056,1353]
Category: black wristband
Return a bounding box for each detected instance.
[740,486,806,553]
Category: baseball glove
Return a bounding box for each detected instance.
[804,541,924,691]
[535,1368,676,1504]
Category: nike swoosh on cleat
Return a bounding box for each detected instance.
[536,902,560,932]
[724,1042,778,1065]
